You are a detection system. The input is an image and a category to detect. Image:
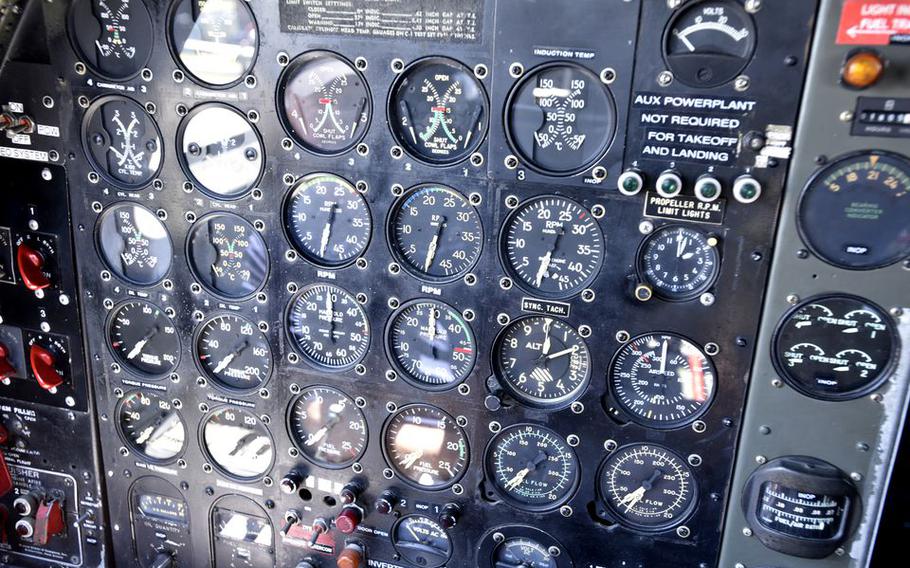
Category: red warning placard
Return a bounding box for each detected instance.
[837,0,910,45]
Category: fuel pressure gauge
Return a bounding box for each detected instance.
[287,386,368,469]
[382,404,469,490]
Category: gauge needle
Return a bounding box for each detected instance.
[400,450,424,469]
[400,100,418,144]
[424,216,446,272]
[659,340,669,374]
[319,202,337,257]
[406,524,423,543]
[463,105,484,149]
[350,97,367,139]
[126,327,159,360]
[229,432,258,456]
[535,228,564,287]
[504,451,549,491]
[547,345,579,360]
[305,412,340,446]
[620,468,664,512]
[211,340,249,374]
[427,308,438,343]
[144,414,182,447]
[541,319,553,356]
[322,293,336,341]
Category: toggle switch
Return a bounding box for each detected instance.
[34,499,65,546]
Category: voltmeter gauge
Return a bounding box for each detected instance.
[283,173,372,268]
[278,51,371,156]
[107,300,180,378]
[68,0,154,81]
[392,515,452,568]
[168,0,258,87]
[382,404,469,490]
[638,225,720,301]
[609,333,716,429]
[186,213,269,300]
[478,526,571,568]
[664,0,757,88]
[501,196,604,298]
[286,283,370,371]
[82,95,163,189]
[798,151,910,269]
[96,202,173,286]
[389,57,488,165]
[287,386,368,469]
[597,444,697,531]
[485,424,579,512]
[117,390,186,462]
[195,314,272,392]
[505,62,615,175]
[773,295,897,400]
[493,316,591,409]
[201,406,274,481]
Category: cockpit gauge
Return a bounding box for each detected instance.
[82,95,163,189]
[195,313,272,392]
[286,283,371,371]
[117,390,186,463]
[664,0,757,88]
[638,225,720,301]
[129,477,190,568]
[96,202,173,286]
[494,538,557,568]
[505,62,616,176]
[68,0,154,81]
[388,57,488,165]
[478,526,572,568]
[178,103,264,199]
[278,51,371,156]
[108,299,180,378]
[287,386,368,469]
[773,295,897,400]
[201,406,274,481]
[186,212,269,300]
[797,151,910,269]
[168,0,258,87]
[392,515,452,568]
[382,404,469,490]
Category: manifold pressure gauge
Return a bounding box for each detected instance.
[638,225,720,301]
[286,284,371,371]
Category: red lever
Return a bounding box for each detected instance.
[33,499,64,546]
[0,344,16,384]
[16,244,50,291]
[29,345,63,392]
[0,451,12,498]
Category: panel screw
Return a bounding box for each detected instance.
[734,75,751,91]
[840,110,854,122]
[742,527,753,537]
[657,70,674,86]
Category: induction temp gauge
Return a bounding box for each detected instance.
[772,295,897,400]
[609,333,717,429]
[68,0,154,81]
[96,202,173,286]
[107,299,180,378]
[195,314,272,392]
[638,225,720,301]
[392,515,452,568]
[389,57,488,165]
[82,95,163,189]
[478,526,572,568]
[501,196,604,298]
[201,406,275,481]
[286,283,371,371]
[117,390,187,462]
[288,386,368,469]
[382,404,469,490]
[797,151,910,269]
[186,212,269,299]
[278,51,371,156]
[283,173,372,268]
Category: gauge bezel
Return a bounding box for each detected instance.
[199,405,276,483]
[391,514,453,568]
[115,390,188,465]
[66,0,155,82]
[635,224,721,302]
[286,385,368,470]
[192,312,273,394]
[477,525,574,568]
[94,202,174,288]
[106,299,181,380]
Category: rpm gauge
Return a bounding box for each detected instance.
[287,386,368,469]
[286,283,371,371]
[201,406,274,481]
[186,213,269,299]
[117,390,186,463]
[82,95,163,189]
[195,314,272,392]
[68,0,154,81]
[383,404,469,490]
[96,202,173,286]
[107,299,180,378]
[392,515,452,568]
[638,225,720,301]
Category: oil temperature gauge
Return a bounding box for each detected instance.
[287,385,368,469]
[82,95,163,189]
[96,202,173,286]
[68,0,154,81]
[186,212,269,299]
[392,515,452,568]
[117,390,186,463]
[107,299,180,378]
[195,314,272,392]
[382,404,469,490]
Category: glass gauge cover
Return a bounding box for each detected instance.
[505,62,615,175]
[201,406,274,480]
[493,316,591,409]
[388,184,483,282]
[773,295,897,400]
[798,151,910,269]
[479,526,570,568]
[96,202,173,286]
[108,300,180,377]
[639,225,720,301]
[485,424,580,512]
[388,56,488,165]
[609,333,717,429]
[288,386,368,469]
[286,283,370,371]
[392,515,452,568]
[82,95,163,188]
[117,390,186,462]
[278,51,371,155]
[168,0,258,87]
[493,538,557,568]
[68,0,154,81]
[386,299,476,390]
[195,314,272,392]
[186,213,269,299]
[383,404,469,490]
[501,196,604,298]
[178,103,263,199]
[284,173,372,268]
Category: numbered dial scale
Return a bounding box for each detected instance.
[68,0,154,81]
[286,283,371,371]
[186,212,269,299]
[82,95,163,189]
[117,390,186,463]
[107,299,180,378]
[382,404,469,490]
[478,526,571,568]
[391,515,452,568]
[96,202,173,286]
[287,386,368,469]
[195,313,272,392]
[638,225,720,301]
[201,406,275,481]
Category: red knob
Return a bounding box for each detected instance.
[16,244,50,291]
[29,344,63,392]
[334,506,362,535]
[34,499,64,546]
[336,543,364,568]
[0,344,16,384]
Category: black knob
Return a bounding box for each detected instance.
[280,470,304,495]
[374,490,399,515]
[150,551,175,568]
[438,503,461,530]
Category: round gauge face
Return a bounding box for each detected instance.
[493,316,591,409]
[639,225,720,301]
[82,95,163,188]
[178,104,263,199]
[798,151,910,270]
[773,295,897,400]
[383,404,469,490]
[278,51,371,156]
[287,386,368,468]
[598,444,697,531]
[610,333,717,429]
[195,314,272,392]
[501,196,604,298]
[186,213,269,299]
[68,0,154,81]
[485,424,579,512]
[96,202,173,286]
[493,538,557,568]
[505,63,615,175]
[388,185,483,282]
[386,299,477,390]
[108,300,180,378]
[168,0,258,87]
[388,57,488,165]
[286,284,370,371]
[664,0,757,88]
[117,390,186,462]
[392,515,452,568]
[201,406,274,480]
[284,173,372,268]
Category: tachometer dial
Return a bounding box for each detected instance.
[82,95,163,189]
[68,0,154,81]
[286,284,370,371]
[201,406,274,481]
[278,51,371,156]
[389,57,488,165]
[638,225,720,301]
[392,515,452,568]
[287,386,368,469]
[96,202,172,286]
[186,213,269,299]
[195,314,272,392]
[383,404,469,490]
[108,299,180,378]
[117,390,186,462]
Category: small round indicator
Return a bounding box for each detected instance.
[195,313,272,392]
[201,406,274,481]
[107,299,180,378]
[382,404,468,490]
[68,0,154,81]
[638,225,720,301]
[96,202,173,286]
[287,386,368,469]
[286,284,370,371]
[478,526,571,568]
[392,515,452,568]
[117,390,186,463]
[186,212,269,299]
[82,95,163,189]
